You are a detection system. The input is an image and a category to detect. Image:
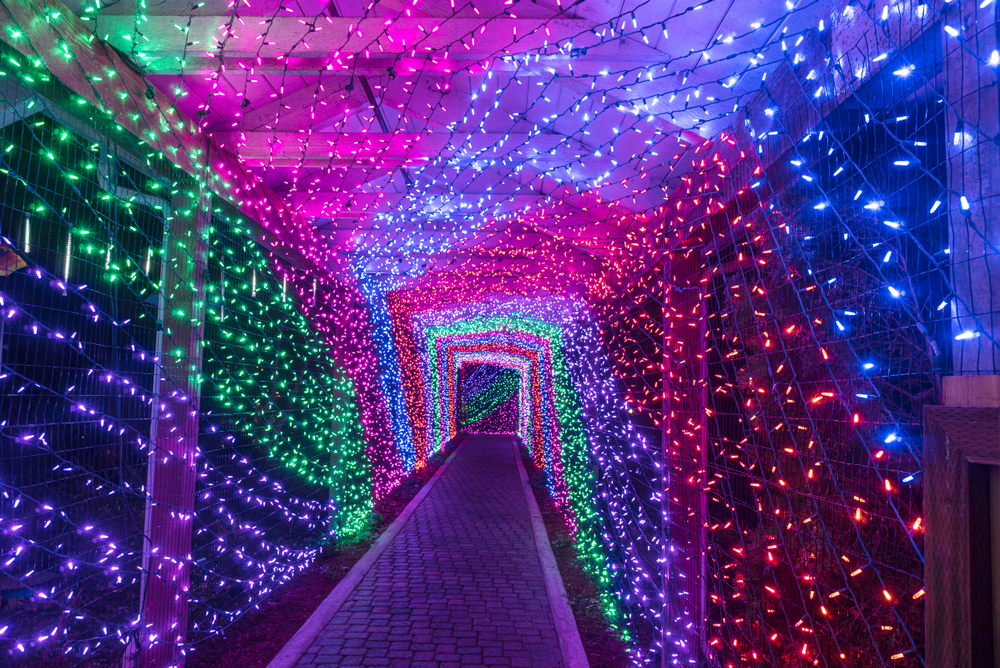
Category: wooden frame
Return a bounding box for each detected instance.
[924,376,1000,668]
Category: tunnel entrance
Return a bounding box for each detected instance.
[456,363,521,434]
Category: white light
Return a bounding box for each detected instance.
[814,202,827,210]
[863,363,875,370]
[888,286,902,298]
[883,220,902,229]
[22,218,30,254]
[990,50,1000,67]
[944,25,960,37]
[894,160,911,166]
[961,195,971,210]
[885,433,898,444]
[955,330,978,340]
[864,200,883,210]
[63,233,72,282]
[937,301,949,311]
[930,200,941,213]
[893,65,914,77]
[883,251,892,263]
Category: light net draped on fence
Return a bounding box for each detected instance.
[0,42,376,666]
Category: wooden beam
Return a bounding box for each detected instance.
[924,400,1000,668]
[209,130,591,163]
[94,0,561,19]
[238,78,372,131]
[94,15,593,58]
[138,44,672,75]
[141,54,489,76]
[0,0,319,255]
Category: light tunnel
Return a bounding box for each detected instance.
[0,1,991,666]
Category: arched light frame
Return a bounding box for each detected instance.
[452,352,533,442]
[388,295,666,646]
[437,336,555,467]
[419,325,562,487]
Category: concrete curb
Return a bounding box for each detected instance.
[513,437,591,668]
[264,435,470,668]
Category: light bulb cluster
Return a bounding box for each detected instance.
[385,294,675,659]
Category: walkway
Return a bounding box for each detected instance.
[293,434,566,668]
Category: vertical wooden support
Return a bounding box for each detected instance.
[924,376,1000,668]
[664,245,708,665]
[329,373,349,538]
[135,189,209,668]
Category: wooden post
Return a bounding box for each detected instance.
[133,189,209,668]
[664,245,709,665]
[924,376,1000,668]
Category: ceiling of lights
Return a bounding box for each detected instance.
[80,0,827,281]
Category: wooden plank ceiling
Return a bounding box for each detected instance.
[74,0,825,280]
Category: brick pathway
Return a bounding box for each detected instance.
[295,434,564,668]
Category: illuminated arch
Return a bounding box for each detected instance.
[452,351,533,440]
